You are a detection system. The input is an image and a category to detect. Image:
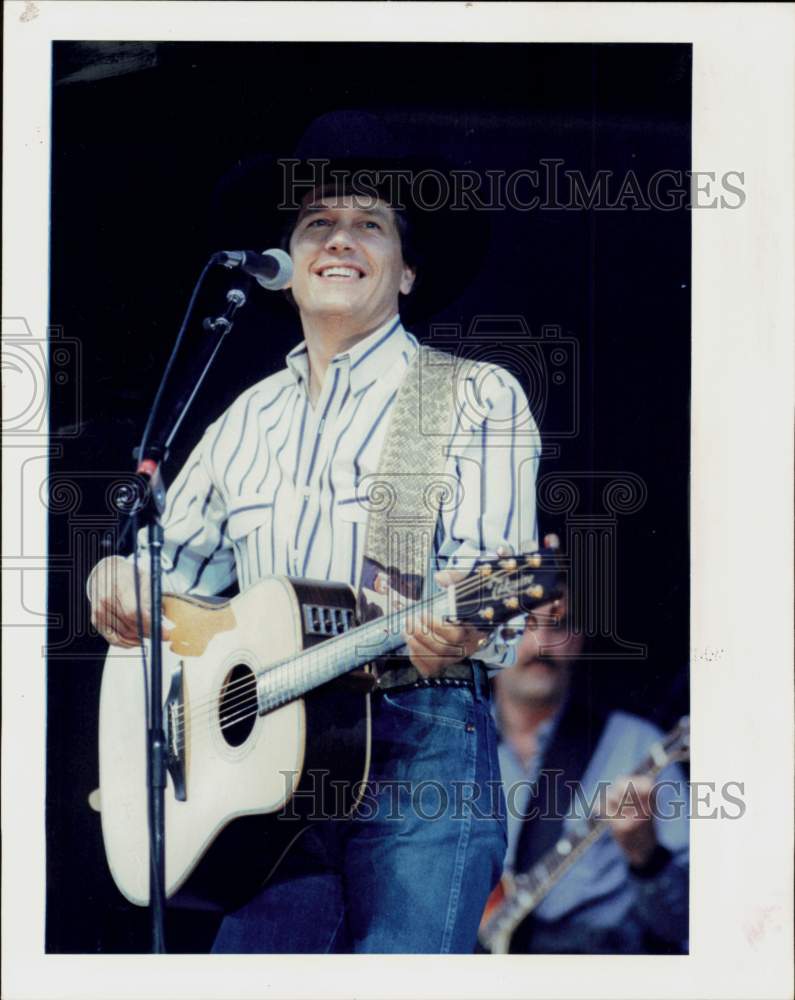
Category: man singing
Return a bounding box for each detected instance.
[88,111,541,953]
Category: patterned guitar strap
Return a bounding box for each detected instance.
[358,345,471,684]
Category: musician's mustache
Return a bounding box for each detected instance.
[520,657,561,671]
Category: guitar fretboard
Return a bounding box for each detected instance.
[480,724,688,948]
[255,589,449,713]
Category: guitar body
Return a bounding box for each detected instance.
[97,576,368,909]
[480,875,508,927]
[96,547,564,912]
[478,876,517,955]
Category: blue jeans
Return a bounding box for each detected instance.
[211,680,507,953]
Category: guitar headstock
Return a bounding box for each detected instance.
[634,716,690,781]
[657,716,690,766]
[449,537,564,629]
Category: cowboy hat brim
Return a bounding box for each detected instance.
[206,111,491,324]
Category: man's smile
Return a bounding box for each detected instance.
[288,193,414,329]
[313,262,367,280]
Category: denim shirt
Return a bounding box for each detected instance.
[497,706,690,953]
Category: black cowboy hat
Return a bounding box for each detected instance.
[207,109,491,324]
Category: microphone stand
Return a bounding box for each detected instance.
[116,263,253,953]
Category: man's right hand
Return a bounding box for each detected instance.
[88,556,163,648]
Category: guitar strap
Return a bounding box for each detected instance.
[358,345,464,679]
[514,686,610,872]
[360,344,457,600]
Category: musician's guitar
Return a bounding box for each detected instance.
[477,716,690,954]
[96,549,560,909]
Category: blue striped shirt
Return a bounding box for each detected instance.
[141,315,541,666]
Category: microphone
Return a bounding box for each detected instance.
[216,248,293,290]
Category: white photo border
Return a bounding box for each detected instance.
[2,3,793,998]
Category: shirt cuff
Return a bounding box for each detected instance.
[470,634,517,669]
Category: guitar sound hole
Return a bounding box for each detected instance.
[219,664,257,747]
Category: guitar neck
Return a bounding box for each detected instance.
[486,738,683,939]
[511,817,608,915]
[254,547,562,714]
[255,589,448,714]
[521,747,672,903]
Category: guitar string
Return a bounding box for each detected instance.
[171,586,558,754]
[169,583,442,714]
[482,826,608,946]
[167,564,512,730]
[164,562,551,747]
[485,812,658,944]
[168,562,555,749]
[181,599,569,753]
[167,571,497,747]
[168,589,440,738]
[167,561,537,734]
[480,745,687,945]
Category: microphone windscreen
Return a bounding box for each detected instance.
[256,247,293,290]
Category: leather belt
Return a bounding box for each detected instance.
[372,657,491,698]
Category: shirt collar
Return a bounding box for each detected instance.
[285,315,415,395]
[493,696,567,775]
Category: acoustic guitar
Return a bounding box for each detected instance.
[95,549,560,909]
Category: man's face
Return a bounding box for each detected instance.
[287,192,415,332]
[498,595,582,707]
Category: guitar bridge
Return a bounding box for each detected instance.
[165,662,187,801]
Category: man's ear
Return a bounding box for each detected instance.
[400,265,416,296]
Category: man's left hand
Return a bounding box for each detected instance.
[403,569,487,677]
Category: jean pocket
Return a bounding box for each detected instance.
[379,686,474,730]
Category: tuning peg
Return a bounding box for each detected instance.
[478,564,493,577]
[479,606,495,621]
[526,584,545,600]
[503,596,519,610]
[499,557,517,571]
[525,553,542,568]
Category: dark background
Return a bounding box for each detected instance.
[47,41,691,952]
